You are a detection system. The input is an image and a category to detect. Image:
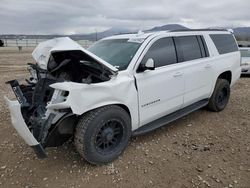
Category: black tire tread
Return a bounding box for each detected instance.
[74,105,130,165]
[208,79,230,112]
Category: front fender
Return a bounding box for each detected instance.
[48,78,139,130]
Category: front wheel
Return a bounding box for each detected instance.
[74,105,131,165]
[207,79,230,112]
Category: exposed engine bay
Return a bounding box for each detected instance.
[6,38,118,148]
[48,50,113,83]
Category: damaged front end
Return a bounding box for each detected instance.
[5,37,118,158]
[5,64,72,159]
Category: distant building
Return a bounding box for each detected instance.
[0,39,4,47]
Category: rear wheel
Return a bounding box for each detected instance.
[74,105,131,165]
[207,79,230,112]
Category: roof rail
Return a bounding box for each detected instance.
[169,29,228,32]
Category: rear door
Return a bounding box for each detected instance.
[135,37,185,126]
[173,35,214,107]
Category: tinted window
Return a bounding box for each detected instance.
[197,36,209,57]
[141,37,177,67]
[197,36,206,57]
[174,36,202,62]
[210,34,238,54]
[202,36,210,57]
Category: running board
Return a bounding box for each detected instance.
[133,99,209,136]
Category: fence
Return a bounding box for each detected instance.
[1,38,94,49]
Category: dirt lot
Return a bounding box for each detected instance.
[0,48,249,188]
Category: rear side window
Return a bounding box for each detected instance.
[174,36,204,62]
[142,37,177,67]
[210,34,238,54]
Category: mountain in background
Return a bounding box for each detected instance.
[71,27,134,41]
[0,24,249,41]
[71,24,189,41]
[232,27,250,41]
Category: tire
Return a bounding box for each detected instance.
[207,79,230,112]
[74,105,131,165]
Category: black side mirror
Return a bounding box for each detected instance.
[138,58,155,72]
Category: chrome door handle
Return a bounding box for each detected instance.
[173,72,183,77]
[204,64,212,69]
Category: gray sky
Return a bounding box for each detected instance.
[0,0,249,34]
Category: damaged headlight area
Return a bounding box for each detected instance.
[5,37,118,159]
[6,66,76,151]
[5,53,102,158]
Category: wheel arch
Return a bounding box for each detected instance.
[79,102,132,124]
[116,104,131,118]
[218,70,232,84]
[45,103,132,147]
[209,70,232,98]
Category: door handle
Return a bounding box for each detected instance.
[173,72,183,77]
[204,64,212,69]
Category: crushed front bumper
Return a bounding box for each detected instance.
[4,96,47,159]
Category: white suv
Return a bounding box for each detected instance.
[5,29,241,164]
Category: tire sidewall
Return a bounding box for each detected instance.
[82,106,131,164]
[214,79,230,111]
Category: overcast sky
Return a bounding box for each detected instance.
[0,0,249,34]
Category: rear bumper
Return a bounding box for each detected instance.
[4,96,47,159]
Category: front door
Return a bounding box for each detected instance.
[135,37,185,126]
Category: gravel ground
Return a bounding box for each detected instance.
[0,48,250,188]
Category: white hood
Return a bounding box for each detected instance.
[32,37,118,73]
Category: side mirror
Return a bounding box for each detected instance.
[138,58,155,72]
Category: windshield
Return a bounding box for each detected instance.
[240,49,250,57]
[88,39,142,70]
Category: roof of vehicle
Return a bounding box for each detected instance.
[104,29,233,41]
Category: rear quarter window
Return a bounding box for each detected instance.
[210,34,238,54]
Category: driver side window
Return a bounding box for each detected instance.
[141,37,177,68]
